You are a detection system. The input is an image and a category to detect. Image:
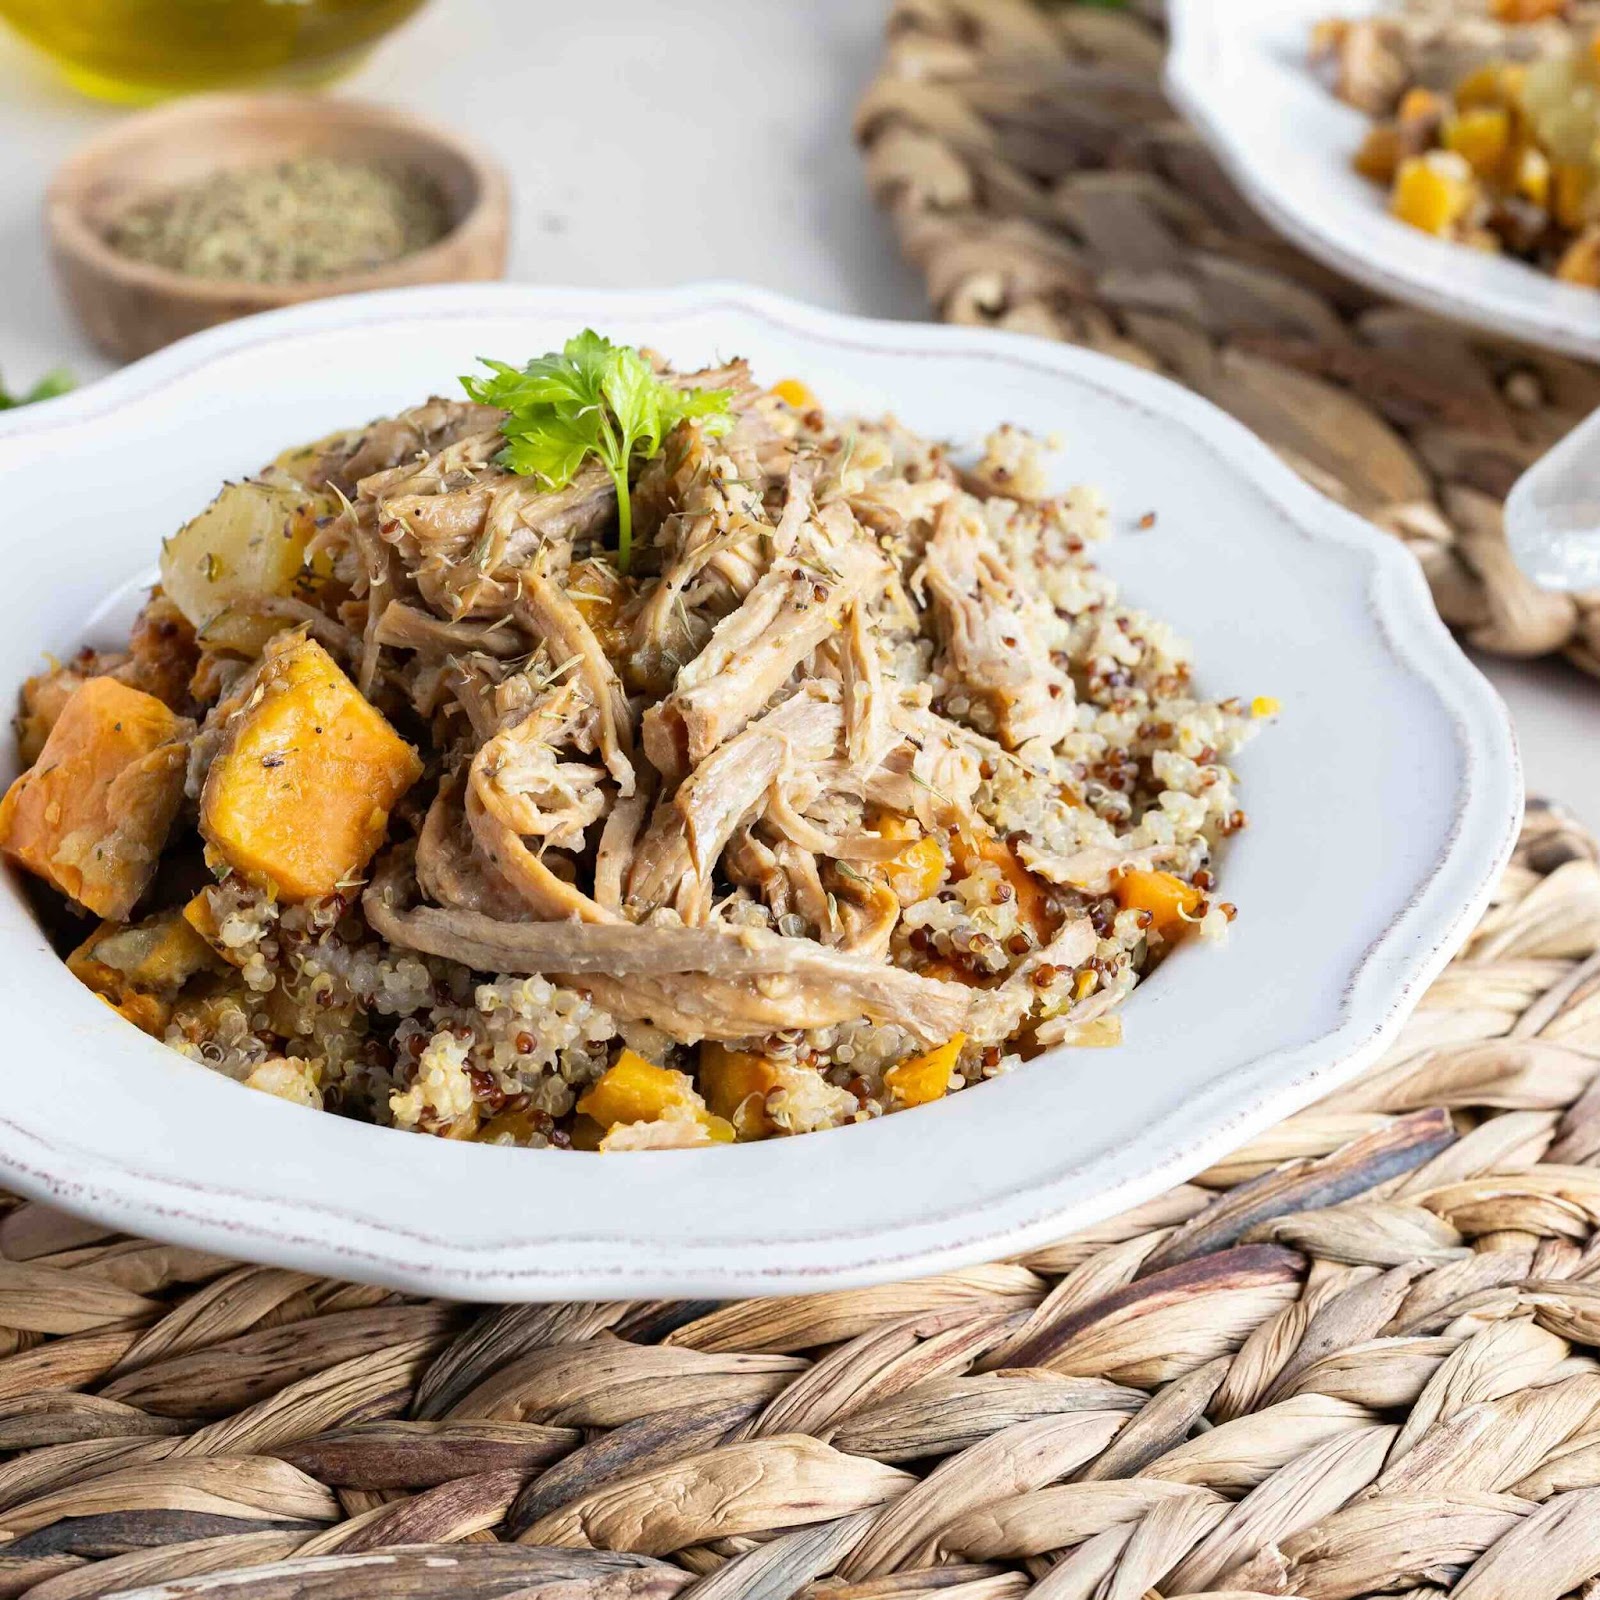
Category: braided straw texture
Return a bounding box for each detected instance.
[0,799,1583,1599]
[857,0,1600,678]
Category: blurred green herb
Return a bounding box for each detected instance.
[462,330,733,572]
[0,368,73,411]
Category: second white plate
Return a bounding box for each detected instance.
[1167,0,1600,361]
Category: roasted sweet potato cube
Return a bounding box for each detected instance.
[578,1050,734,1143]
[1116,867,1202,934]
[699,1043,782,1133]
[885,1033,966,1108]
[14,660,95,767]
[199,636,421,901]
[1391,153,1476,236]
[68,911,217,1036]
[0,677,192,919]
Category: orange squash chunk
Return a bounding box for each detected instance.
[67,912,216,1036]
[770,377,818,410]
[1391,153,1475,236]
[1557,228,1600,286]
[578,1050,734,1142]
[1442,107,1512,181]
[199,636,422,901]
[952,830,1055,941]
[1490,0,1565,19]
[883,833,946,907]
[700,1043,782,1134]
[0,677,191,919]
[1353,123,1407,185]
[1116,868,1202,935]
[885,1033,966,1108]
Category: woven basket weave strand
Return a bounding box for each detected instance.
[0,798,1586,1597]
[856,0,1600,679]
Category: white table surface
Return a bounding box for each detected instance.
[0,1,1593,829]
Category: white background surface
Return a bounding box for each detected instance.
[0,0,1592,828]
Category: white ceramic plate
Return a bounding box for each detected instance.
[1167,0,1600,361]
[0,283,1519,1301]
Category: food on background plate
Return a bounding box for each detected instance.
[1,332,1270,1150]
[1311,0,1598,116]
[1314,0,1600,278]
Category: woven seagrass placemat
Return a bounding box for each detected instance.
[0,796,1585,1598]
[857,0,1600,680]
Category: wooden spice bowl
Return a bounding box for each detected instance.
[47,92,510,362]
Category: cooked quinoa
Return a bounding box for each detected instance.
[0,338,1270,1150]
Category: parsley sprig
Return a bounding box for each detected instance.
[0,368,73,411]
[462,330,733,571]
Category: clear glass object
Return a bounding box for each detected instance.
[0,0,429,103]
[1505,405,1600,593]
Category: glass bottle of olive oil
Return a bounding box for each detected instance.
[0,0,429,103]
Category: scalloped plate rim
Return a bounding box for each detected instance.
[1165,0,1600,362]
[0,281,1521,1300]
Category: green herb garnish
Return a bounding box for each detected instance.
[462,331,733,571]
[0,368,73,411]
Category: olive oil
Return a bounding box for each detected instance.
[0,0,429,103]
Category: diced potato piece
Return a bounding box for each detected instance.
[67,911,216,1036]
[159,479,325,654]
[199,635,422,901]
[1443,107,1512,180]
[1391,153,1476,236]
[0,677,192,919]
[1116,868,1202,935]
[700,1043,782,1135]
[1063,1016,1124,1049]
[578,1049,734,1142]
[885,1033,967,1108]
